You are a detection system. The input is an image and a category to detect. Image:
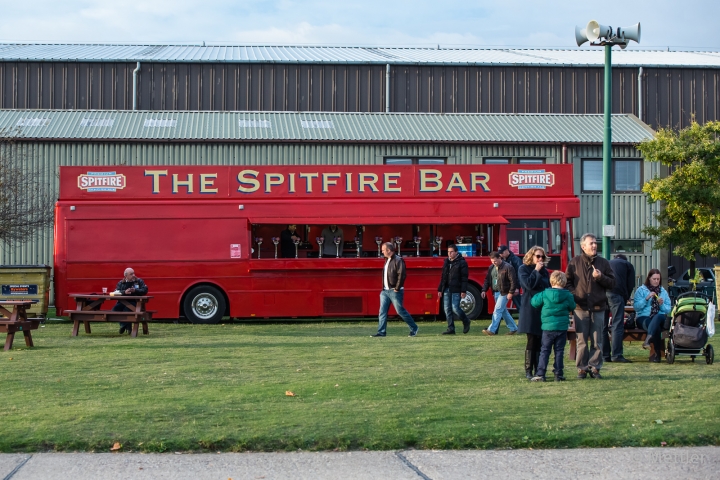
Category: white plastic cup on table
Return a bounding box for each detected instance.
[102,287,108,294]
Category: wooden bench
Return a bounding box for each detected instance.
[66,294,154,338]
[0,319,42,350]
[567,327,667,360]
[0,300,41,350]
[64,310,155,337]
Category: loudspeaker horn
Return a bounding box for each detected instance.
[619,22,641,44]
[586,20,612,42]
[575,25,589,46]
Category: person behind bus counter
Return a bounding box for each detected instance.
[280,224,302,258]
[114,268,148,334]
[321,225,344,257]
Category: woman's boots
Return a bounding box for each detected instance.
[525,350,541,380]
[525,350,533,379]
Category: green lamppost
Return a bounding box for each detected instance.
[575,20,641,259]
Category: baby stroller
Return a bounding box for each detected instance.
[666,291,714,364]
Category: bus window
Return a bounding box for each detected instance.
[505,219,566,270]
[506,220,549,253]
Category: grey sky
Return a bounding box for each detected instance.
[1,0,717,49]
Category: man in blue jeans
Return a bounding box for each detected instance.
[481,251,519,335]
[438,244,471,334]
[372,242,418,337]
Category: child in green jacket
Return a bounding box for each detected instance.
[530,271,576,382]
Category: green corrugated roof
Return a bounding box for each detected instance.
[0,110,654,144]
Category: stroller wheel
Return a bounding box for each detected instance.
[706,344,714,365]
[666,341,675,364]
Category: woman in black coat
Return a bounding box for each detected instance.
[517,246,550,380]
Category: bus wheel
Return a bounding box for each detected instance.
[183,285,226,324]
[459,284,484,320]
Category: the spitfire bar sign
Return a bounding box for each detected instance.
[65,165,573,199]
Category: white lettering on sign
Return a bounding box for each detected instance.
[419,169,443,192]
[509,169,555,190]
[136,169,503,195]
[237,170,261,193]
[77,172,127,192]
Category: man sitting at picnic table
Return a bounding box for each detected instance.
[114,268,148,334]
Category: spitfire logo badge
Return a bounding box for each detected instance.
[77,172,127,192]
[509,169,555,190]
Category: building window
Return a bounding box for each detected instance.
[518,158,545,164]
[582,160,603,192]
[614,160,642,192]
[612,240,643,254]
[484,158,509,164]
[581,159,643,193]
[384,157,446,165]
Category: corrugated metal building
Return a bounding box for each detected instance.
[1,44,719,131]
[0,109,658,301]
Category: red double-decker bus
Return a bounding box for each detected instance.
[54,164,579,323]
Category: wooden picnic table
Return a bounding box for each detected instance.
[567,305,666,360]
[65,294,154,338]
[0,300,41,351]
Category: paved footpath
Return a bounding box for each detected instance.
[0,447,718,479]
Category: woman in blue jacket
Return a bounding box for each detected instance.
[633,268,672,362]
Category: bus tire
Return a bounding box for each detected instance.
[183,285,226,324]
[460,284,484,320]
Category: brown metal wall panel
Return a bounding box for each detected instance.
[2,61,720,130]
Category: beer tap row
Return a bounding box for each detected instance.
[253,234,486,259]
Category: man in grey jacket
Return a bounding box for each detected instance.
[372,242,418,337]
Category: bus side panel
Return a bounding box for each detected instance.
[62,215,248,319]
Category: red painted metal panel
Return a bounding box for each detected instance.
[55,164,579,321]
[61,164,575,201]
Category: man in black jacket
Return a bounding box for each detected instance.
[438,245,471,335]
[604,254,636,363]
[499,245,522,309]
[372,242,418,337]
[114,268,149,334]
[565,233,615,379]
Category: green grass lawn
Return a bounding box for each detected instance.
[0,314,718,452]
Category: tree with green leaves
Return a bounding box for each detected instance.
[637,121,720,279]
[0,129,56,248]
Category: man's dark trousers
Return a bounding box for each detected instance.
[113,300,136,332]
[603,292,626,360]
[511,293,522,310]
